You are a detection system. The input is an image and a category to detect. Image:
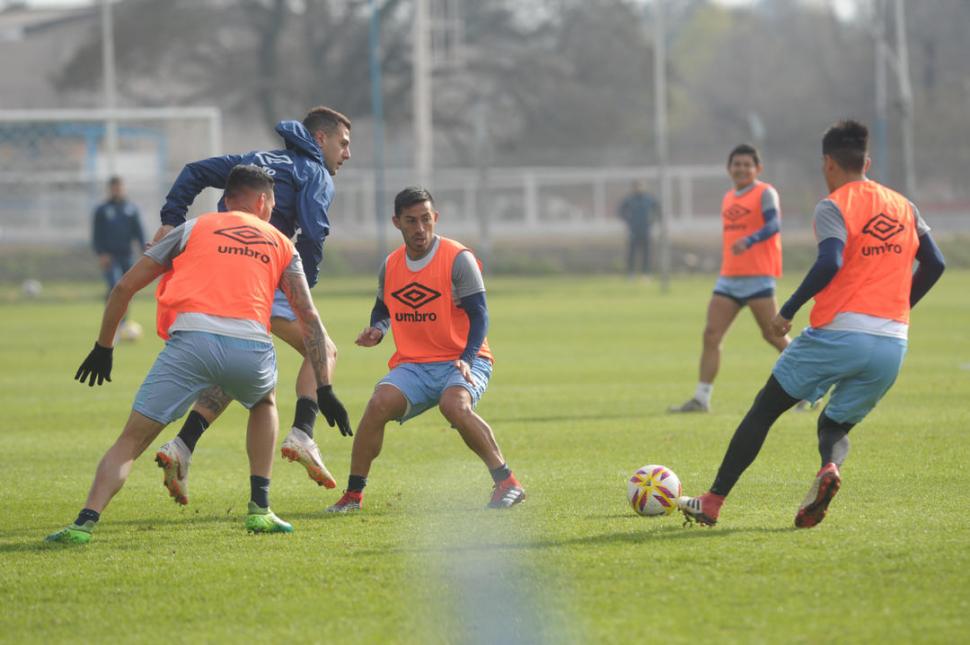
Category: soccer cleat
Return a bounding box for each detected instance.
[326,490,363,513]
[668,398,709,413]
[677,492,724,526]
[280,427,337,489]
[155,437,191,505]
[487,475,526,509]
[45,521,94,545]
[795,462,841,529]
[245,501,293,534]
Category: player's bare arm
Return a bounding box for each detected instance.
[280,269,332,386]
[97,256,167,347]
[280,266,351,436]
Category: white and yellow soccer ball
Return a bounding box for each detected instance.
[627,464,682,516]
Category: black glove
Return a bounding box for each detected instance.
[75,342,113,387]
[317,385,352,437]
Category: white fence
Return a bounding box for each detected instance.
[1,109,968,249]
[319,165,730,242]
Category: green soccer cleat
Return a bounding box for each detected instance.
[245,502,293,534]
[45,521,95,545]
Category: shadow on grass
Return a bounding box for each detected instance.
[486,411,641,424]
[355,524,796,557]
[3,512,242,551]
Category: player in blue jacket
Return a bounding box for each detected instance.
[150,106,352,504]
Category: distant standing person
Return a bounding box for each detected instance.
[617,180,658,277]
[326,187,525,513]
[92,176,145,337]
[669,144,788,413]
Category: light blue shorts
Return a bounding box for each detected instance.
[133,331,278,425]
[773,328,907,424]
[713,276,776,306]
[270,288,296,321]
[379,357,493,423]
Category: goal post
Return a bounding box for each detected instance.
[0,107,222,246]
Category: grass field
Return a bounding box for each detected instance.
[1,273,968,643]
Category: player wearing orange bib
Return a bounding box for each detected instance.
[46,166,350,544]
[326,187,524,512]
[678,120,945,528]
[670,144,792,413]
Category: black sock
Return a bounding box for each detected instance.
[250,475,271,509]
[292,397,319,438]
[348,475,367,493]
[489,463,512,483]
[818,412,854,468]
[176,411,210,453]
[710,375,800,496]
[74,508,100,527]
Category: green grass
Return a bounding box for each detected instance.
[1,273,968,643]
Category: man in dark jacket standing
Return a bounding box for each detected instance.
[618,180,658,278]
[93,176,146,340]
[93,176,145,296]
[149,106,352,504]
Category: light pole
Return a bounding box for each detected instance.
[100,0,117,176]
[370,0,387,256]
[894,0,916,198]
[653,0,670,292]
[413,0,433,187]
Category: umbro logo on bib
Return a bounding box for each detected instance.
[214,225,279,246]
[723,204,750,222]
[861,213,905,257]
[391,282,441,310]
[862,213,904,241]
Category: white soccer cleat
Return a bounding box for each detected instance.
[155,437,191,505]
[281,427,337,489]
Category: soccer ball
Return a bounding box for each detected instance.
[21,279,42,298]
[627,464,682,516]
[119,320,143,341]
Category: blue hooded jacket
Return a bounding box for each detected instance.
[159,121,334,287]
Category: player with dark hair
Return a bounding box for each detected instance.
[669,144,791,413]
[46,165,350,544]
[326,187,525,513]
[678,119,945,528]
[150,106,352,504]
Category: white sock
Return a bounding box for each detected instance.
[694,382,714,406]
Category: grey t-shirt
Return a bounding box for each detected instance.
[147,219,304,341]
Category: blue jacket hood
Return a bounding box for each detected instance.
[276,120,325,166]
